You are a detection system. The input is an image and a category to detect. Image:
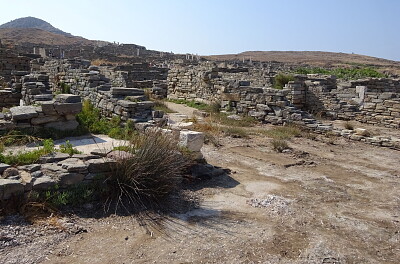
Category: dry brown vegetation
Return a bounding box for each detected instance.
[205,51,400,74]
[0,28,94,46]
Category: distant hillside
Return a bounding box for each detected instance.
[206,51,400,68]
[0,17,72,36]
[0,28,93,46]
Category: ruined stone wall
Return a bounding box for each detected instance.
[299,75,400,128]
[0,88,21,110]
[167,63,312,125]
[0,94,82,132]
[100,63,168,88]
[58,68,153,122]
[0,48,30,82]
[167,63,273,104]
[21,73,53,105]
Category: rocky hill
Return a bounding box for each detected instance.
[0,28,94,46]
[206,51,400,68]
[0,17,71,36]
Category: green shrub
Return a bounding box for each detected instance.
[58,82,71,94]
[59,140,81,156]
[76,100,136,138]
[0,139,55,165]
[294,67,386,80]
[274,73,294,89]
[211,113,257,127]
[38,183,101,208]
[76,100,110,134]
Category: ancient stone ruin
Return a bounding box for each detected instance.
[1,42,400,200]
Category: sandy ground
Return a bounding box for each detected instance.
[1,104,399,264]
[1,132,397,264]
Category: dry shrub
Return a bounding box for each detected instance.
[192,122,221,146]
[344,122,354,130]
[271,139,289,152]
[260,125,302,140]
[107,129,192,212]
[222,127,248,138]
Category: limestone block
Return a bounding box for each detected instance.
[59,173,85,186]
[86,158,116,173]
[32,176,57,191]
[0,120,15,131]
[40,101,57,115]
[111,87,144,96]
[44,120,79,131]
[54,94,82,103]
[54,102,82,115]
[31,115,61,125]
[178,130,204,152]
[10,106,39,121]
[0,179,25,199]
[39,153,70,163]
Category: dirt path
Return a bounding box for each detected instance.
[35,133,399,264]
[2,106,399,264]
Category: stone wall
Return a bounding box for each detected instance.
[100,63,168,87]
[167,63,274,104]
[0,153,116,200]
[21,73,53,105]
[58,68,154,122]
[0,94,82,132]
[0,88,21,110]
[0,48,30,83]
[167,64,400,128]
[296,75,400,128]
[167,63,313,125]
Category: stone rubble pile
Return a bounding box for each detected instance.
[0,152,115,200]
[21,73,53,105]
[0,94,82,131]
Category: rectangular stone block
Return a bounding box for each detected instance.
[178,130,204,152]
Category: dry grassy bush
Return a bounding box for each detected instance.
[192,122,221,146]
[260,125,302,140]
[107,129,192,212]
[271,139,289,152]
[344,122,354,130]
[210,113,257,127]
[222,127,248,138]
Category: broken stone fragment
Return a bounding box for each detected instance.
[0,163,11,174]
[1,167,19,179]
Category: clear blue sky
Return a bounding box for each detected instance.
[0,0,399,61]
